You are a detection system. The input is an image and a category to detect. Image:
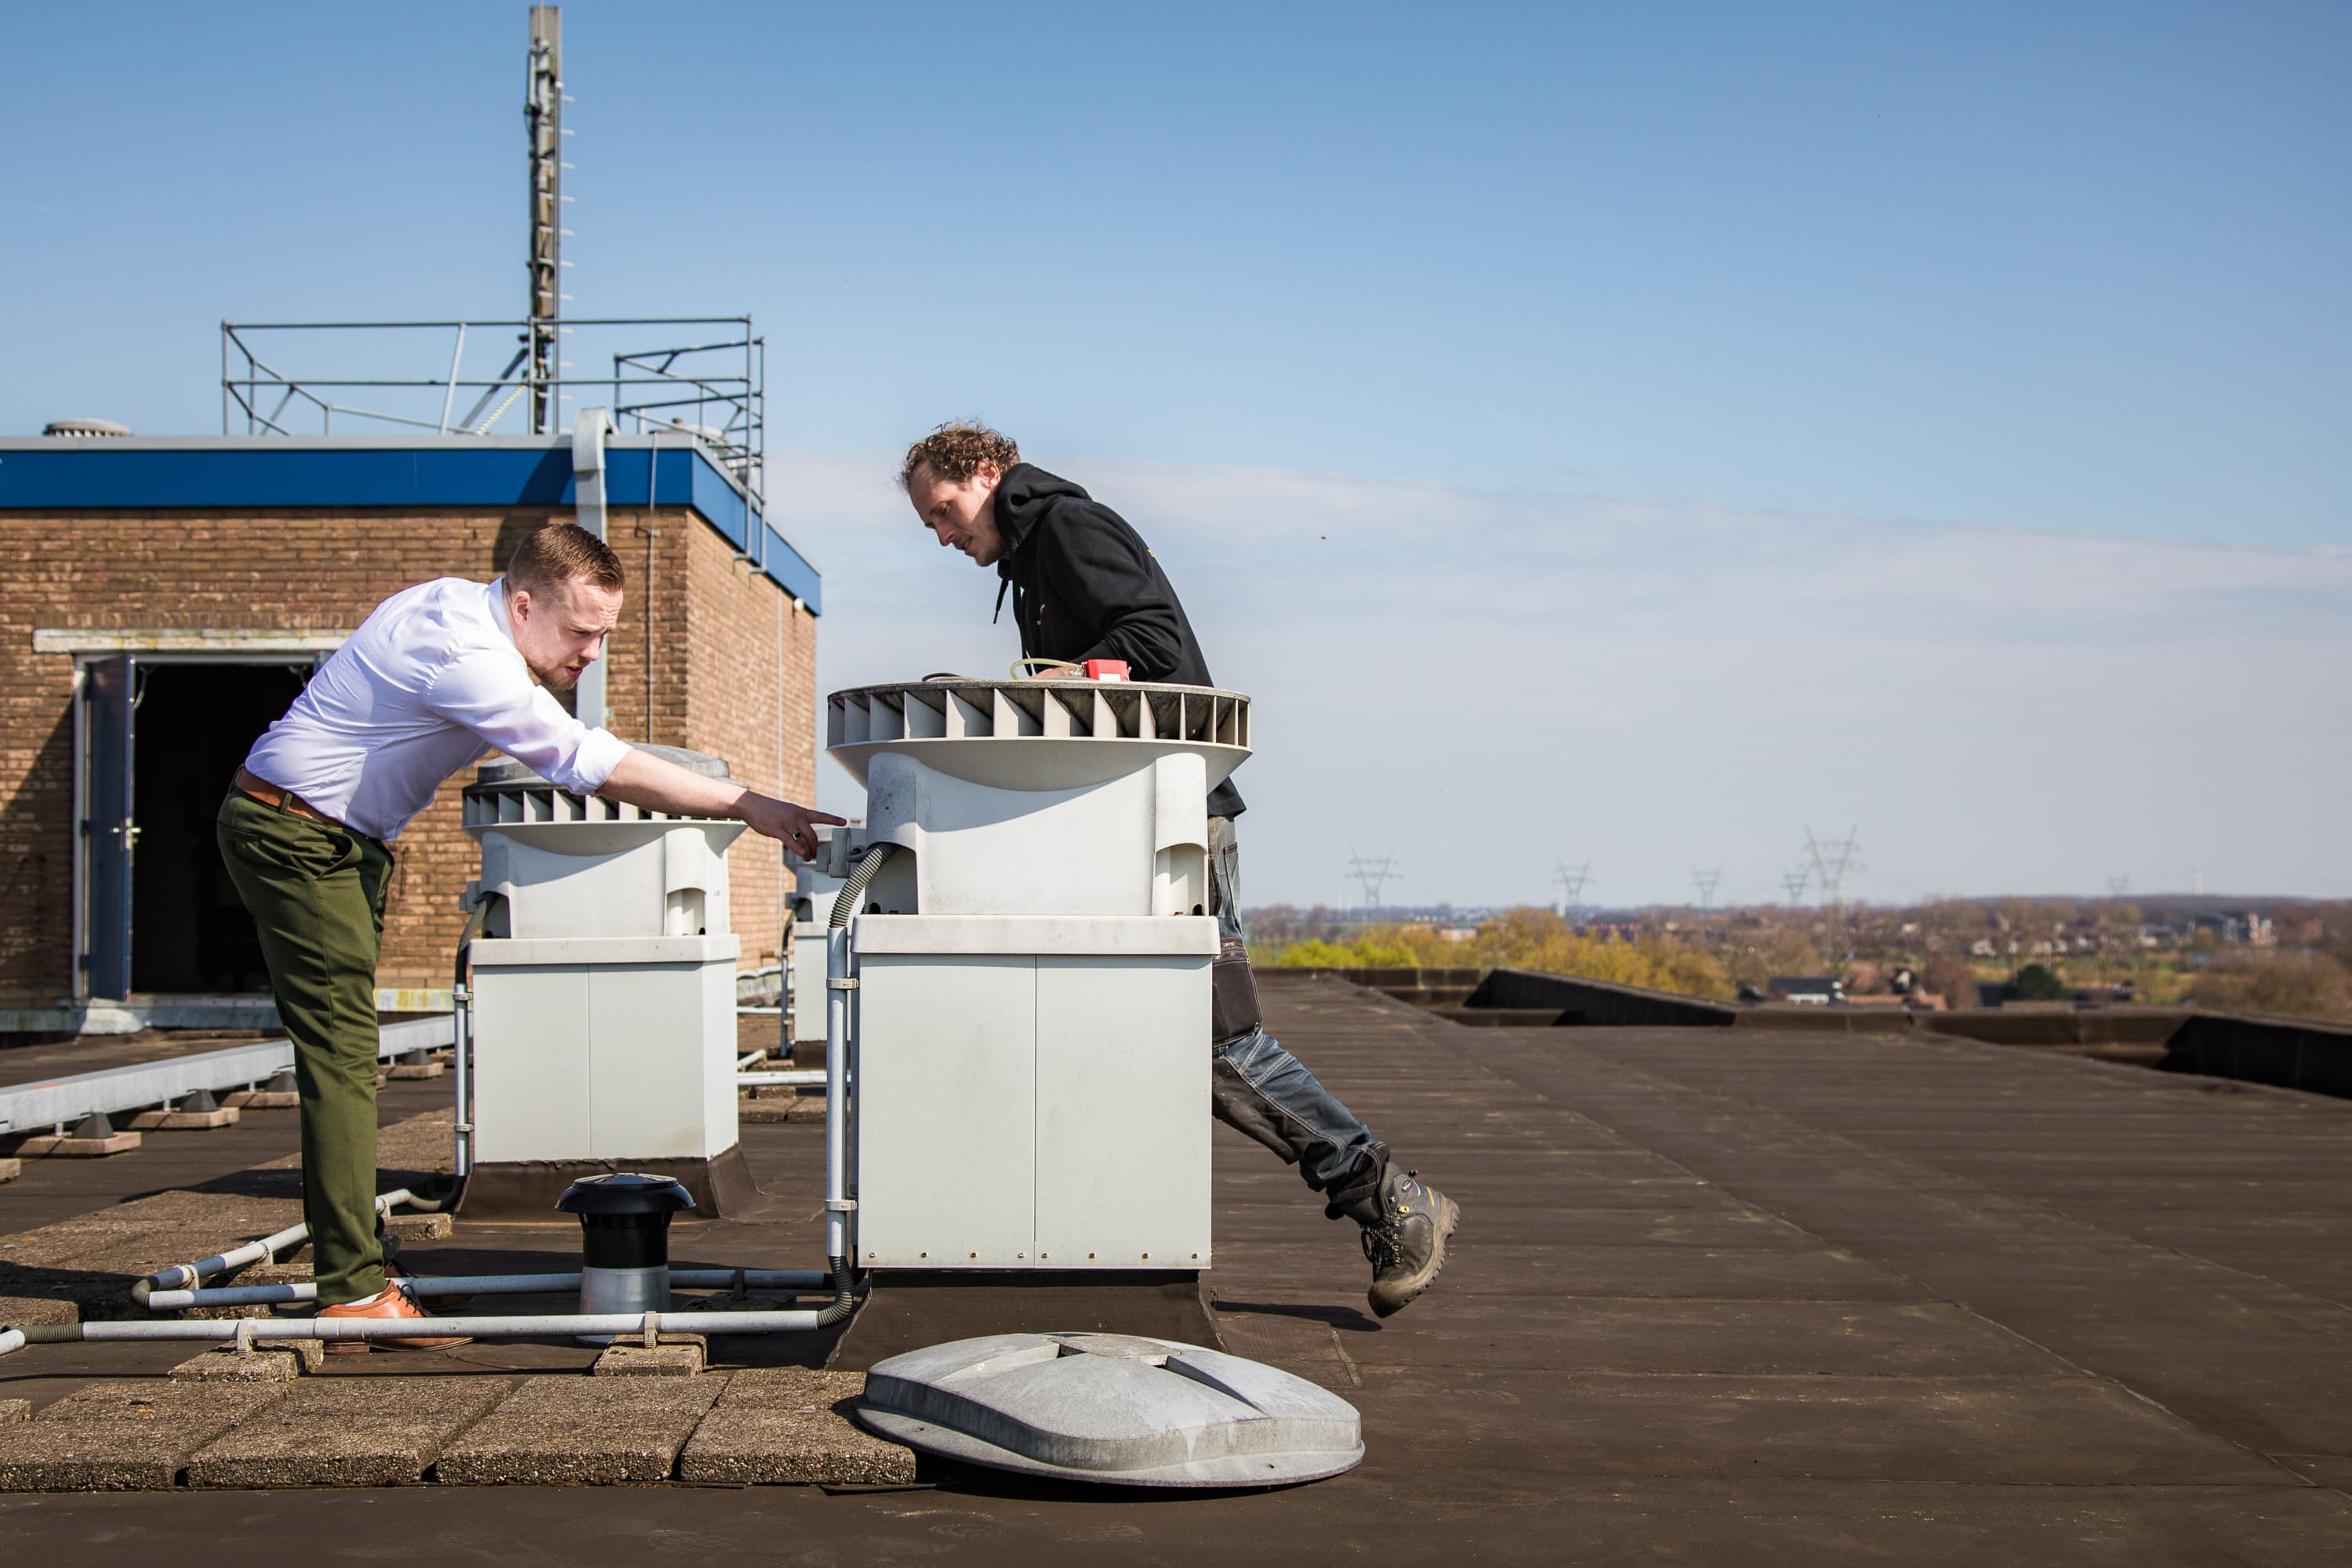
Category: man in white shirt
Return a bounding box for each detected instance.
[219,523,839,1348]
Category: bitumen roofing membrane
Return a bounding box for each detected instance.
[2,975,2350,1563]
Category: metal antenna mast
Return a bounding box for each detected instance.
[1803,827,1865,953]
[1691,867,1723,911]
[1780,867,1811,905]
[1555,859,1592,919]
[1347,849,1401,920]
[525,5,564,434]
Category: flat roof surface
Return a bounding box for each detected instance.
[3,978,2350,1561]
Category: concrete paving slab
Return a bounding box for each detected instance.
[186,1374,514,1488]
[0,1381,285,1490]
[433,1376,720,1484]
[677,1368,916,1486]
[170,1341,325,1381]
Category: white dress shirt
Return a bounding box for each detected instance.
[242,576,631,842]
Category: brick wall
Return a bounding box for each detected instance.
[0,503,816,1004]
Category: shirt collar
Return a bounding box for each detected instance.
[486,577,517,646]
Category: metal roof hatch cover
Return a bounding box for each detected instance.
[856,1332,1364,1487]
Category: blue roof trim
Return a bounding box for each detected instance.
[0,441,822,614]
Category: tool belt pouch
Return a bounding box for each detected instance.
[1211,933,1264,1044]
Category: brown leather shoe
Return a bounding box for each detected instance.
[317,1281,471,1353]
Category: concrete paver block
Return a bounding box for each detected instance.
[739,1099,826,1124]
[0,1382,285,1491]
[591,1334,708,1377]
[434,1375,721,1484]
[0,1294,84,1325]
[127,1107,241,1131]
[385,1212,454,1243]
[678,1369,916,1486]
[224,1090,298,1109]
[0,1400,27,1426]
[385,1062,446,1080]
[187,1375,514,1489]
[10,1131,142,1158]
[0,1156,19,1184]
[171,1340,327,1381]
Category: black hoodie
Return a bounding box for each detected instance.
[990,463,1245,818]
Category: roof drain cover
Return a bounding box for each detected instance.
[855,1332,1364,1488]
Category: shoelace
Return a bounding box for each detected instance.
[1359,1219,1403,1274]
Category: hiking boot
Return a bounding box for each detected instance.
[317,1280,471,1353]
[1340,1167,1459,1318]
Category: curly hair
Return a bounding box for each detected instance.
[898,421,1021,489]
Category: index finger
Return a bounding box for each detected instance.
[807,811,849,826]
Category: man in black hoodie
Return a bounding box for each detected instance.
[899,421,1457,1318]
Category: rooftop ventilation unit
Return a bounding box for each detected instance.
[825,677,1249,1275]
[459,745,750,1214]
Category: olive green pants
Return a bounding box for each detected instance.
[216,790,394,1306]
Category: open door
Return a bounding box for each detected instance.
[83,655,136,1000]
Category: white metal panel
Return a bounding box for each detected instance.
[856,955,1036,1268]
[586,964,714,1160]
[1033,956,1212,1269]
[697,956,739,1158]
[470,962,593,1163]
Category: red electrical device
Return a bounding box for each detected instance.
[1082,659,1130,681]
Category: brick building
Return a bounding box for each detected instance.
[0,433,821,1031]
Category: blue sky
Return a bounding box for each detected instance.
[5,2,2347,906]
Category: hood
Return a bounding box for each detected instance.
[992,463,1091,579]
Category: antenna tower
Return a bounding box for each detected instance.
[1691,867,1723,911]
[1555,859,1592,919]
[1347,849,1400,921]
[525,5,564,434]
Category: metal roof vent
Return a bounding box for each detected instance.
[42,419,132,437]
[856,1332,1365,1487]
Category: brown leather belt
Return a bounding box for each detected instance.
[234,767,349,830]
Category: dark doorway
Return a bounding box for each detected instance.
[128,662,310,993]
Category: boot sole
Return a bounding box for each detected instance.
[1370,1196,1461,1319]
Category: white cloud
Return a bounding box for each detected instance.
[775,452,2352,907]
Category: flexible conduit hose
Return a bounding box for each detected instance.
[130,1189,423,1306]
[813,840,898,1327]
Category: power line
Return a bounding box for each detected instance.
[1690,867,1723,911]
[1780,867,1811,905]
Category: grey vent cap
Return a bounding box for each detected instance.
[855,1332,1364,1488]
[473,743,731,790]
[43,419,132,437]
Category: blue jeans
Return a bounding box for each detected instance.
[1208,818,1388,1215]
